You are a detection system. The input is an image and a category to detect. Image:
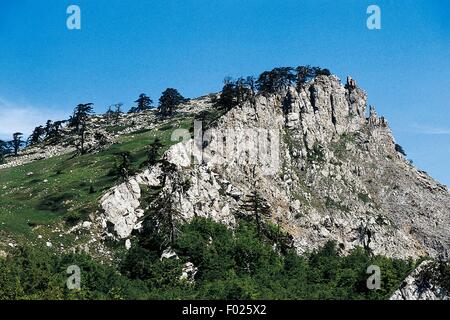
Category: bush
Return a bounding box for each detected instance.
[395,143,407,157]
[65,211,83,225]
[307,144,326,163]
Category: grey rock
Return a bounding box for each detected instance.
[161,248,179,260]
[98,75,450,261]
[390,261,449,300]
[180,262,198,283]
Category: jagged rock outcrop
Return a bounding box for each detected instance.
[100,166,162,238]
[98,74,450,262]
[181,262,198,283]
[390,261,449,300]
[100,142,237,240]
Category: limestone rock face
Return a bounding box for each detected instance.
[99,142,237,240]
[100,166,162,239]
[390,261,449,300]
[185,75,449,260]
[161,248,179,260]
[98,74,450,263]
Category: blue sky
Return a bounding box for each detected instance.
[0,0,448,185]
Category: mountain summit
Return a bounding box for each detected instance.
[1,69,449,300]
[99,74,450,260]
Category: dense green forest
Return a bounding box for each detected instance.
[0,217,421,300]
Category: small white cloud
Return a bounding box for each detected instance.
[0,98,66,140]
[410,124,450,135]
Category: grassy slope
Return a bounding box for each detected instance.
[0,116,194,242]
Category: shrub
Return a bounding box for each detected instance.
[395,143,407,156]
[65,211,83,225]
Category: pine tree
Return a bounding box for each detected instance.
[141,192,180,251]
[70,103,94,154]
[141,161,183,251]
[158,88,186,117]
[28,126,45,145]
[129,94,153,113]
[44,120,53,136]
[256,67,296,94]
[235,77,254,104]
[295,65,316,88]
[46,121,64,144]
[216,77,256,111]
[217,80,236,111]
[241,189,271,236]
[118,152,132,181]
[147,138,163,166]
[113,103,123,123]
[69,103,94,132]
[105,105,114,124]
[395,143,407,157]
[10,132,24,156]
[0,140,8,164]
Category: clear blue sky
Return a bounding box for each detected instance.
[0,0,449,185]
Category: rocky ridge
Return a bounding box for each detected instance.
[99,75,450,262]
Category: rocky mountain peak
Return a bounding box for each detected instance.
[92,73,449,263]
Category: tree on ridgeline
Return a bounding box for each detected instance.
[212,66,333,110]
[46,121,64,144]
[314,67,331,76]
[245,76,257,96]
[295,66,331,87]
[129,94,153,113]
[158,88,186,117]
[69,103,94,132]
[0,140,9,164]
[215,77,256,111]
[216,77,236,111]
[254,66,332,94]
[105,105,114,124]
[44,120,53,136]
[295,65,316,88]
[113,103,123,123]
[105,103,123,124]
[235,77,255,104]
[256,67,296,94]
[10,132,24,156]
[395,143,407,157]
[70,103,94,154]
[28,125,45,145]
